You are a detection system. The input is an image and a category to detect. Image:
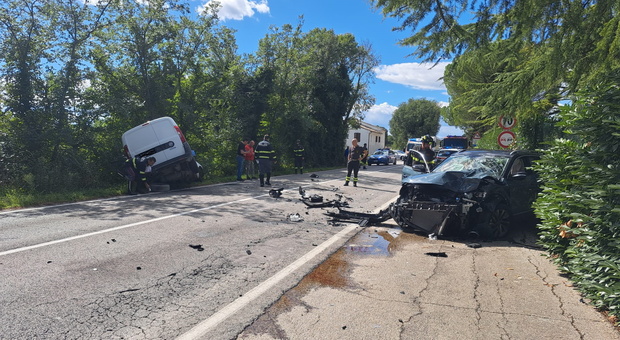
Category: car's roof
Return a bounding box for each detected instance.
[453,149,538,157]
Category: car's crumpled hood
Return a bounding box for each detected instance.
[405,171,483,193]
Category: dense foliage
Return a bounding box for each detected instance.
[0,0,378,193]
[534,71,620,322]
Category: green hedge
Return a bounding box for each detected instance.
[534,72,620,324]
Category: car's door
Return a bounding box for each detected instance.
[506,155,539,215]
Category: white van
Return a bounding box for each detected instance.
[122,117,203,184]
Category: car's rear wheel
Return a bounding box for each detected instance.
[476,203,511,239]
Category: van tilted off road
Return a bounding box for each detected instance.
[122,117,203,187]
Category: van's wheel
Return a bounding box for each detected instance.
[476,203,511,239]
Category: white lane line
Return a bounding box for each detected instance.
[175,199,396,340]
[0,195,260,257]
[0,175,351,257]
[175,224,359,340]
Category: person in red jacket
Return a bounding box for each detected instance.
[244,140,256,180]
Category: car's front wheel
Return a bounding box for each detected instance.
[476,203,511,239]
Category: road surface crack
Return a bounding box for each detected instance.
[528,256,585,339]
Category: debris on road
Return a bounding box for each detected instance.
[287,213,304,222]
[424,252,448,258]
[325,208,391,225]
[189,244,204,251]
[269,188,284,198]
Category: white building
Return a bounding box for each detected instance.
[346,120,387,153]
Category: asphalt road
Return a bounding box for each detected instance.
[1,164,618,340]
[0,165,404,339]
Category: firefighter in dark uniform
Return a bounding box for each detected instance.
[409,135,436,171]
[345,138,365,187]
[293,139,305,174]
[255,134,277,187]
[125,156,156,194]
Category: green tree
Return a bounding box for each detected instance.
[389,98,440,149]
[442,41,560,149]
[253,22,379,168]
[301,29,378,167]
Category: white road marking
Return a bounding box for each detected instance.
[175,225,359,340]
[0,174,351,257]
[175,200,396,340]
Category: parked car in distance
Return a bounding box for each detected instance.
[391,150,540,239]
[394,150,407,162]
[368,149,397,165]
[435,148,463,164]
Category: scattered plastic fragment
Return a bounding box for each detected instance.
[288,213,304,222]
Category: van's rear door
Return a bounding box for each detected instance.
[151,117,186,162]
[123,122,159,158]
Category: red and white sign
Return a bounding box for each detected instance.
[497,130,516,148]
[498,115,517,130]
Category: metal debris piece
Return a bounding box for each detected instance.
[325,208,391,225]
[189,244,204,251]
[269,188,284,198]
[309,194,323,202]
[424,252,448,257]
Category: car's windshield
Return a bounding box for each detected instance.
[433,154,509,179]
[373,150,387,155]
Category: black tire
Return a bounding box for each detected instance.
[476,203,511,239]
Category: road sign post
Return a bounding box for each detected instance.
[497,130,516,148]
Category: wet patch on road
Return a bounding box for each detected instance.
[238,225,428,339]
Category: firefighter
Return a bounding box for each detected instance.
[344,138,365,187]
[293,139,305,174]
[256,134,277,187]
[125,156,156,194]
[361,143,369,169]
[410,135,436,171]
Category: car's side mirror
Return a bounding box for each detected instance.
[412,164,426,172]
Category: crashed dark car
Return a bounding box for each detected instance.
[391,150,539,239]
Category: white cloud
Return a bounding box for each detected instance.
[199,0,270,20]
[374,62,449,91]
[363,102,397,129]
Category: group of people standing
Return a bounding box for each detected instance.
[237,135,305,187]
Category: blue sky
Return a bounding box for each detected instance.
[195,0,464,137]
